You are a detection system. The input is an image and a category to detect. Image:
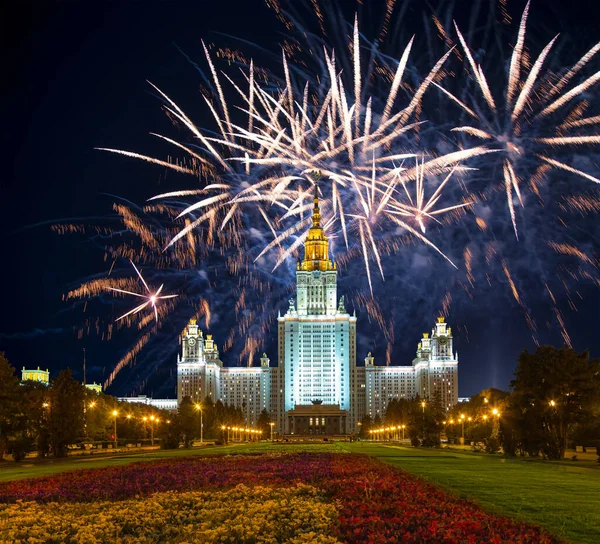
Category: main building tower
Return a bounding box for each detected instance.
[277,185,357,434]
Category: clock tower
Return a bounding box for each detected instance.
[177,318,222,403]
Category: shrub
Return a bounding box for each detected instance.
[9,437,31,462]
[485,437,500,454]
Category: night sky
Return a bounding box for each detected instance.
[3,0,600,398]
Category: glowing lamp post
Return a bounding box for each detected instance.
[195,403,203,444]
[491,408,500,438]
[421,401,426,443]
[150,415,156,446]
[269,422,275,442]
[112,410,118,448]
[459,414,465,445]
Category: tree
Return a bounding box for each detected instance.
[358,415,372,439]
[445,388,510,451]
[156,415,181,449]
[201,396,215,438]
[84,391,114,441]
[178,396,197,447]
[257,408,271,440]
[509,346,600,460]
[19,380,49,458]
[47,369,86,457]
[0,354,22,460]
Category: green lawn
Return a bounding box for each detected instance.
[341,442,600,544]
[1,442,599,543]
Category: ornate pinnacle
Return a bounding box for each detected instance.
[312,179,321,227]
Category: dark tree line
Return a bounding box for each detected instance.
[1,352,274,460]
[444,346,599,459]
[369,345,599,460]
[501,346,600,459]
[174,395,249,447]
[1,354,89,459]
[360,392,446,447]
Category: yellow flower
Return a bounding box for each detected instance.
[0,485,340,543]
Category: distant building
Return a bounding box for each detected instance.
[21,367,49,385]
[85,382,103,393]
[118,395,177,412]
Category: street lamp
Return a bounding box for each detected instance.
[195,404,203,444]
[149,415,156,446]
[84,401,97,439]
[421,401,426,443]
[112,410,118,449]
[459,414,465,445]
[491,408,501,438]
[269,422,275,442]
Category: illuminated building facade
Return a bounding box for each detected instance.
[21,367,50,385]
[150,188,459,432]
[85,383,103,393]
[361,317,458,421]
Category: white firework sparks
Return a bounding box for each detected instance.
[438,0,600,238]
[108,260,178,322]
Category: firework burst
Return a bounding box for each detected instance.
[436,0,600,237]
[107,260,178,322]
[60,0,600,393]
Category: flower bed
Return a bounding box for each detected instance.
[0,484,339,543]
[0,453,561,543]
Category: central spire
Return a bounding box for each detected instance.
[298,181,336,272]
[312,181,321,228]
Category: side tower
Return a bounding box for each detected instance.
[413,316,458,409]
[177,318,222,403]
[278,184,357,433]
